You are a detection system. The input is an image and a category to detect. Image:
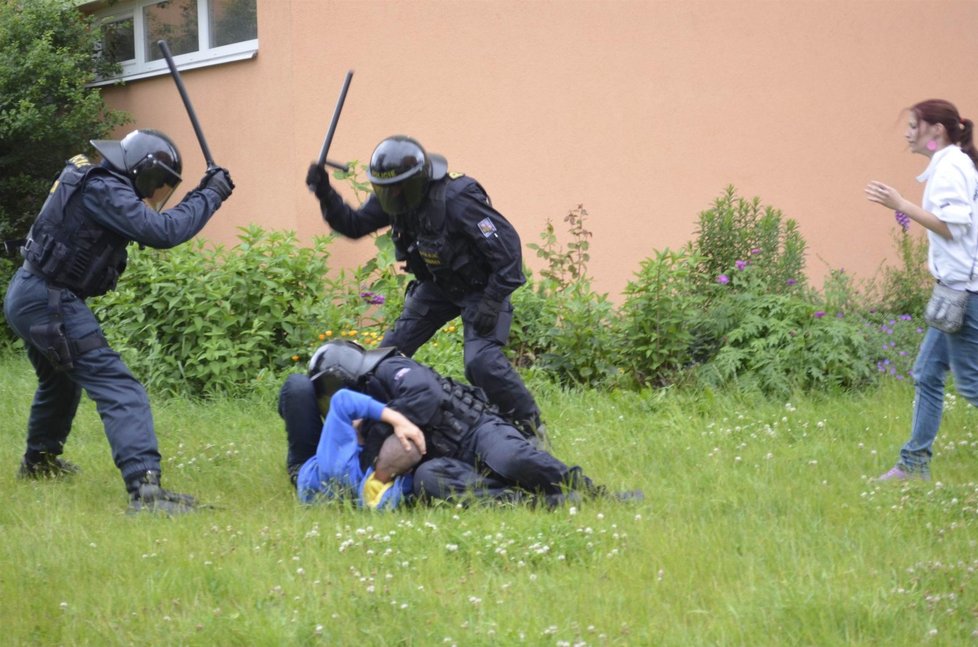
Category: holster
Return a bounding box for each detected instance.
[29,287,106,371]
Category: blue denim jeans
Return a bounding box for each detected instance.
[902,291,978,474]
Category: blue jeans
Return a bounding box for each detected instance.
[902,291,978,474]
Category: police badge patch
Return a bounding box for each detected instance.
[477,218,497,238]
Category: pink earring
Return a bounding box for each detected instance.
[927,140,938,152]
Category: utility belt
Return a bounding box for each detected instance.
[22,259,82,298]
[26,283,107,371]
[23,259,57,284]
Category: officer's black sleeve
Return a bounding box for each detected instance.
[83,174,223,249]
[371,358,444,428]
[319,188,391,239]
[453,184,526,303]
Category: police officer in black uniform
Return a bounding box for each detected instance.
[3,129,233,514]
[293,340,640,507]
[305,136,545,441]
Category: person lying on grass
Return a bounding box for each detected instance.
[292,387,425,510]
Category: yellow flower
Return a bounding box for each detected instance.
[291,355,300,362]
[318,333,326,341]
[325,330,333,337]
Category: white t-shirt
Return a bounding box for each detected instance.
[920,145,978,289]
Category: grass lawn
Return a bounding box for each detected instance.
[2,355,977,646]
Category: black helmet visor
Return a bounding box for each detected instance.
[372,171,428,216]
[311,371,347,415]
[134,155,182,211]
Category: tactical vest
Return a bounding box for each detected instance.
[426,376,498,457]
[22,155,129,298]
[392,175,493,298]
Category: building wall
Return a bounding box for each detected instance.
[100,0,978,300]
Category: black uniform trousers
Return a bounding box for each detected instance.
[381,280,539,424]
[4,269,162,483]
[414,415,585,502]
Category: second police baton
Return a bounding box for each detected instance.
[317,70,354,173]
[157,40,216,169]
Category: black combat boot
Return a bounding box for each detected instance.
[126,470,197,515]
[18,452,81,479]
[564,466,645,503]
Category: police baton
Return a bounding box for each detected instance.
[316,70,354,173]
[157,40,216,169]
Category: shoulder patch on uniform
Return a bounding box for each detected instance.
[477,218,497,237]
[393,367,411,382]
[448,171,465,179]
[69,154,92,169]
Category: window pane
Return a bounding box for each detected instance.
[144,0,199,62]
[210,0,257,47]
[101,17,135,63]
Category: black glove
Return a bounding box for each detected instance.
[199,167,234,201]
[306,162,330,201]
[472,296,503,336]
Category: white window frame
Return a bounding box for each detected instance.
[86,0,258,86]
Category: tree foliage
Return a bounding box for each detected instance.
[0,0,129,242]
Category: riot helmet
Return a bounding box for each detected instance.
[307,340,397,413]
[91,129,183,211]
[366,135,447,216]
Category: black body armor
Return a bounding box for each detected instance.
[22,156,129,298]
[392,176,492,298]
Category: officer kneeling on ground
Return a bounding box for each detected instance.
[282,340,642,508]
[306,136,546,445]
[3,129,233,514]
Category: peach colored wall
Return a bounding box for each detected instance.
[100,0,978,301]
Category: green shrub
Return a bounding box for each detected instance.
[861,312,924,382]
[92,226,337,397]
[692,185,807,294]
[512,205,619,388]
[877,214,931,315]
[695,293,877,397]
[617,246,707,387]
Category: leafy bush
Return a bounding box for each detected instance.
[695,293,877,397]
[617,246,707,387]
[512,206,619,388]
[877,212,931,315]
[92,227,337,397]
[861,312,925,382]
[692,185,807,293]
[511,273,618,388]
